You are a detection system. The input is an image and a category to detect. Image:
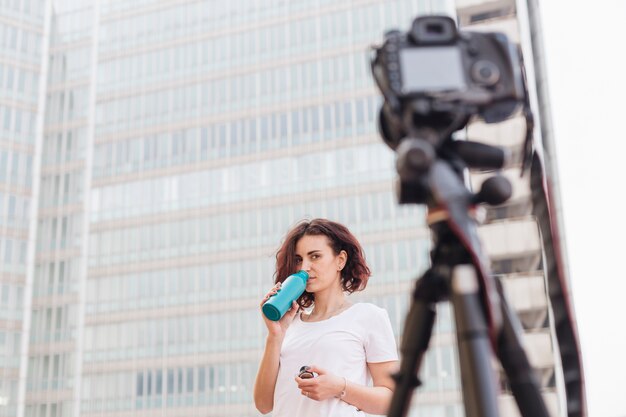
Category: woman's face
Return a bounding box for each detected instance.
[294,234,347,294]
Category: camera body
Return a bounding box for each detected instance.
[372,16,525,149]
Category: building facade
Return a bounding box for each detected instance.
[0,1,569,417]
[0,1,46,416]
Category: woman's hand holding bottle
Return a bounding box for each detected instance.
[260,282,300,339]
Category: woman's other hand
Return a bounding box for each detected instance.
[295,365,345,401]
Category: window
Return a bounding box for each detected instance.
[187,368,194,393]
[167,369,175,394]
[136,372,144,397]
[198,368,206,392]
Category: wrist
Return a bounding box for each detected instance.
[266,334,284,346]
[335,376,347,399]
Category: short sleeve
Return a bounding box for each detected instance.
[364,305,399,363]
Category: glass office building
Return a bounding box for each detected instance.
[0,0,569,416]
[0,1,45,417]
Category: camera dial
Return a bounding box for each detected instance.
[471,60,500,86]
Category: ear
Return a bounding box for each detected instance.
[337,250,348,271]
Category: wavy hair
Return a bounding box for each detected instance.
[274,218,371,308]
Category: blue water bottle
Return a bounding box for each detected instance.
[262,270,309,321]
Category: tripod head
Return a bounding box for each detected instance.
[371,15,527,208]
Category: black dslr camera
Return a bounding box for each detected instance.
[371,15,525,150]
[371,16,528,205]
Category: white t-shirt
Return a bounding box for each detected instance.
[272,302,398,417]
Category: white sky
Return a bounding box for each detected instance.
[539,2,626,416]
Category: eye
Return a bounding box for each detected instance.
[311,254,320,260]
[295,257,302,264]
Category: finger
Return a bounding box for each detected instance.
[260,292,275,307]
[285,301,300,319]
[295,376,317,388]
[269,285,281,294]
[279,301,299,324]
[307,365,326,375]
[261,285,281,301]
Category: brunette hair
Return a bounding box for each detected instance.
[274,218,371,308]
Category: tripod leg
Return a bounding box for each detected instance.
[450,265,500,417]
[495,280,551,417]
[387,273,438,417]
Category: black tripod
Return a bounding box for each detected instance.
[369,15,586,415]
[386,133,551,417]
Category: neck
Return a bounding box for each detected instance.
[311,287,348,318]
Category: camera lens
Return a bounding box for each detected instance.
[298,366,315,379]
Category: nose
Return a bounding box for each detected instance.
[301,260,313,272]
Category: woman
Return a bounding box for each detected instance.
[253,218,398,416]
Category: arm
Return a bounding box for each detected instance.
[296,360,398,415]
[253,284,300,414]
[253,335,283,414]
